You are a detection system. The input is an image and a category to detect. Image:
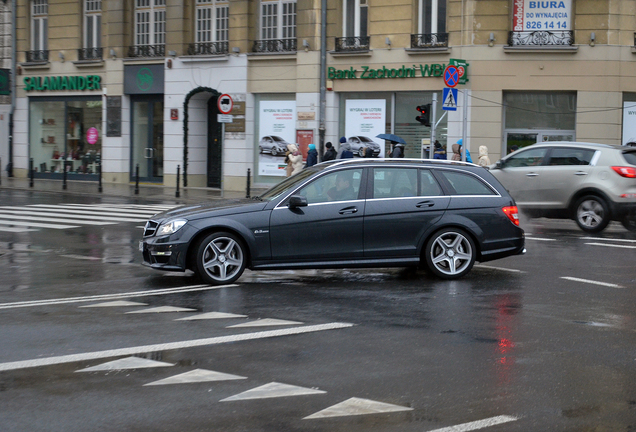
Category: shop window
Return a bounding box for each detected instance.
[504,91,576,130]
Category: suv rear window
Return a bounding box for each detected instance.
[622,150,636,166]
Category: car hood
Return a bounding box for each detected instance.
[150,199,269,222]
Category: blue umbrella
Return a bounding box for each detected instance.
[376,133,406,144]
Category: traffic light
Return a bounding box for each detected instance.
[416,104,431,127]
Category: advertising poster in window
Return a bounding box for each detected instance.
[258,101,296,176]
[344,99,386,158]
[623,102,636,146]
[512,0,572,32]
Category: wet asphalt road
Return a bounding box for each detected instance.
[0,189,635,432]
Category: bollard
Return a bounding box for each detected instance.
[98,160,103,193]
[0,156,2,186]
[62,161,67,190]
[176,165,180,198]
[29,158,34,188]
[135,163,140,195]
[246,168,251,198]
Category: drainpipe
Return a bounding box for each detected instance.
[318,0,327,161]
[6,0,16,176]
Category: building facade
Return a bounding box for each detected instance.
[3,0,636,190]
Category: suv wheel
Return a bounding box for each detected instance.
[574,195,610,233]
[195,232,246,285]
[424,228,476,279]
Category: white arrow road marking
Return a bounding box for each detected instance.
[125,306,198,314]
[175,312,247,321]
[76,356,175,372]
[425,415,519,432]
[0,323,354,371]
[144,368,247,386]
[561,276,623,288]
[79,301,149,308]
[227,318,304,328]
[220,382,326,401]
[303,397,413,419]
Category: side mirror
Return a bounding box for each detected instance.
[288,195,308,209]
[495,159,504,169]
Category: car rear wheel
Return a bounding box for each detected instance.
[574,195,610,233]
[259,146,264,154]
[195,232,246,285]
[424,228,476,279]
[270,148,278,156]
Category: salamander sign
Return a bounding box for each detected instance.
[23,75,102,92]
[513,0,572,31]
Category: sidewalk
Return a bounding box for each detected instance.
[0,176,266,204]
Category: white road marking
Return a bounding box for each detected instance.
[0,210,144,223]
[0,220,80,229]
[126,306,198,314]
[524,237,556,241]
[26,204,163,216]
[425,415,519,432]
[175,312,247,321]
[76,356,175,372]
[0,284,231,310]
[0,226,38,232]
[582,237,636,243]
[80,301,149,308]
[220,382,326,401]
[60,254,102,261]
[474,264,525,273]
[0,323,354,372]
[560,277,623,288]
[585,242,636,250]
[227,318,304,328]
[303,397,413,419]
[144,368,247,386]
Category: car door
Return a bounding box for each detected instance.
[363,167,450,258]
[269,168,366,262]
[490,146,549,208]
[538,147,597,209]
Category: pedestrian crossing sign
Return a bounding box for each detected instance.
[442,87,458,111]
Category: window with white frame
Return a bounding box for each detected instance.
[343,0,367,38]
[196,0,229,44]
[135,0,165,46]
[419,0,446,34]
[31,0,48,52]
[261,0,296,40]
[84,0,102,49]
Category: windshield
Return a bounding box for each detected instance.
[258,168,320,201]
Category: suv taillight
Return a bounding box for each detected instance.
[611,166,636,178]
[502,206,520,226]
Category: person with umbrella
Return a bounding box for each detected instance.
[376,133,406,158]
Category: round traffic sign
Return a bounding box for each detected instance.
[444,65,459,88]
[217,94,233,114]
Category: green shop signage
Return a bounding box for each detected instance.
[23,75,102,92]
[328,63,446,80]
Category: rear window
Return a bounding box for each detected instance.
[437,170,496,196]
[622,150,636,166]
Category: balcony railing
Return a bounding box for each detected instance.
[508,30,574,46]
[26,50,49,62]
[411,33,449,49]
[252,39,297,53]
[187,42,229,56]
[78,47,103,61]
[335,36,370,52]
[127,44,165,58]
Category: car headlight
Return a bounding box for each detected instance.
[157,219,187,236]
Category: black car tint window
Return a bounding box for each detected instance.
[547,148,595,166]
[372,168,417,198]
[505,148,548,167]
[298,168,363,203]
[622,150,636,165]
[439,171,496,196]
[419,169,443,196]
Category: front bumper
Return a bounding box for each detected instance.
[140,236,189,272]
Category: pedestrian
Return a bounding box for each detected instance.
[338,137,354,159]
[305,143,318,168]
[390,142,404,158]
[509,145,519,153]
[478,145,491,167]
[451,139,472,163]
[287,143,303,176]
[433,140,446,160]
[323,142,337,161]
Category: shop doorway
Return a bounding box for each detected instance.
[207,96,222,188]
[504,130,575,155]
[131,96,164,183]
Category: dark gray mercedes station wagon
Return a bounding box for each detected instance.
[141,159,525,284]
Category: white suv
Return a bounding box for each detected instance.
[490,142,636,232]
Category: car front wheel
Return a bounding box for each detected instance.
[424,228,476,279]
[195,232,246,285]
[574,195,610,233]
[270,148,278,156]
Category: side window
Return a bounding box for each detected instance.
[505,148,548,167]
[438,171,496,196]
[297,169,363,204]
[373,168,417,198]
[419,169,443,196]
[547,148,596,166]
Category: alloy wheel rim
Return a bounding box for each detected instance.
[578,200,604,227]
[430,232,473,275]
[202,237,243,282]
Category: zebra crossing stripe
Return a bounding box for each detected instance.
[0,220,80,229]
[29,204,168,216]
[0,210,145,223]
[0,226,38,233]
[0,212,116,225]
[3,206,153,220]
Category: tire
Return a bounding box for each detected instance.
[574,195,610,233]
[358,148,365,157]
[270,148,278,156]
[259,146,264,154]
[194,232,246,285]
[621,216,636,232]
[424,228,476,279]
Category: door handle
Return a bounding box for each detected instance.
[416,201,435,208]
[339,206,358,215]
[526,173,539,177]
[144,148,152,159]
[574,171,588,176]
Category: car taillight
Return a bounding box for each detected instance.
[611,166,636,178]
[502,206,520,226]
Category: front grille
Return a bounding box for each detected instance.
[143,220,160,237]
